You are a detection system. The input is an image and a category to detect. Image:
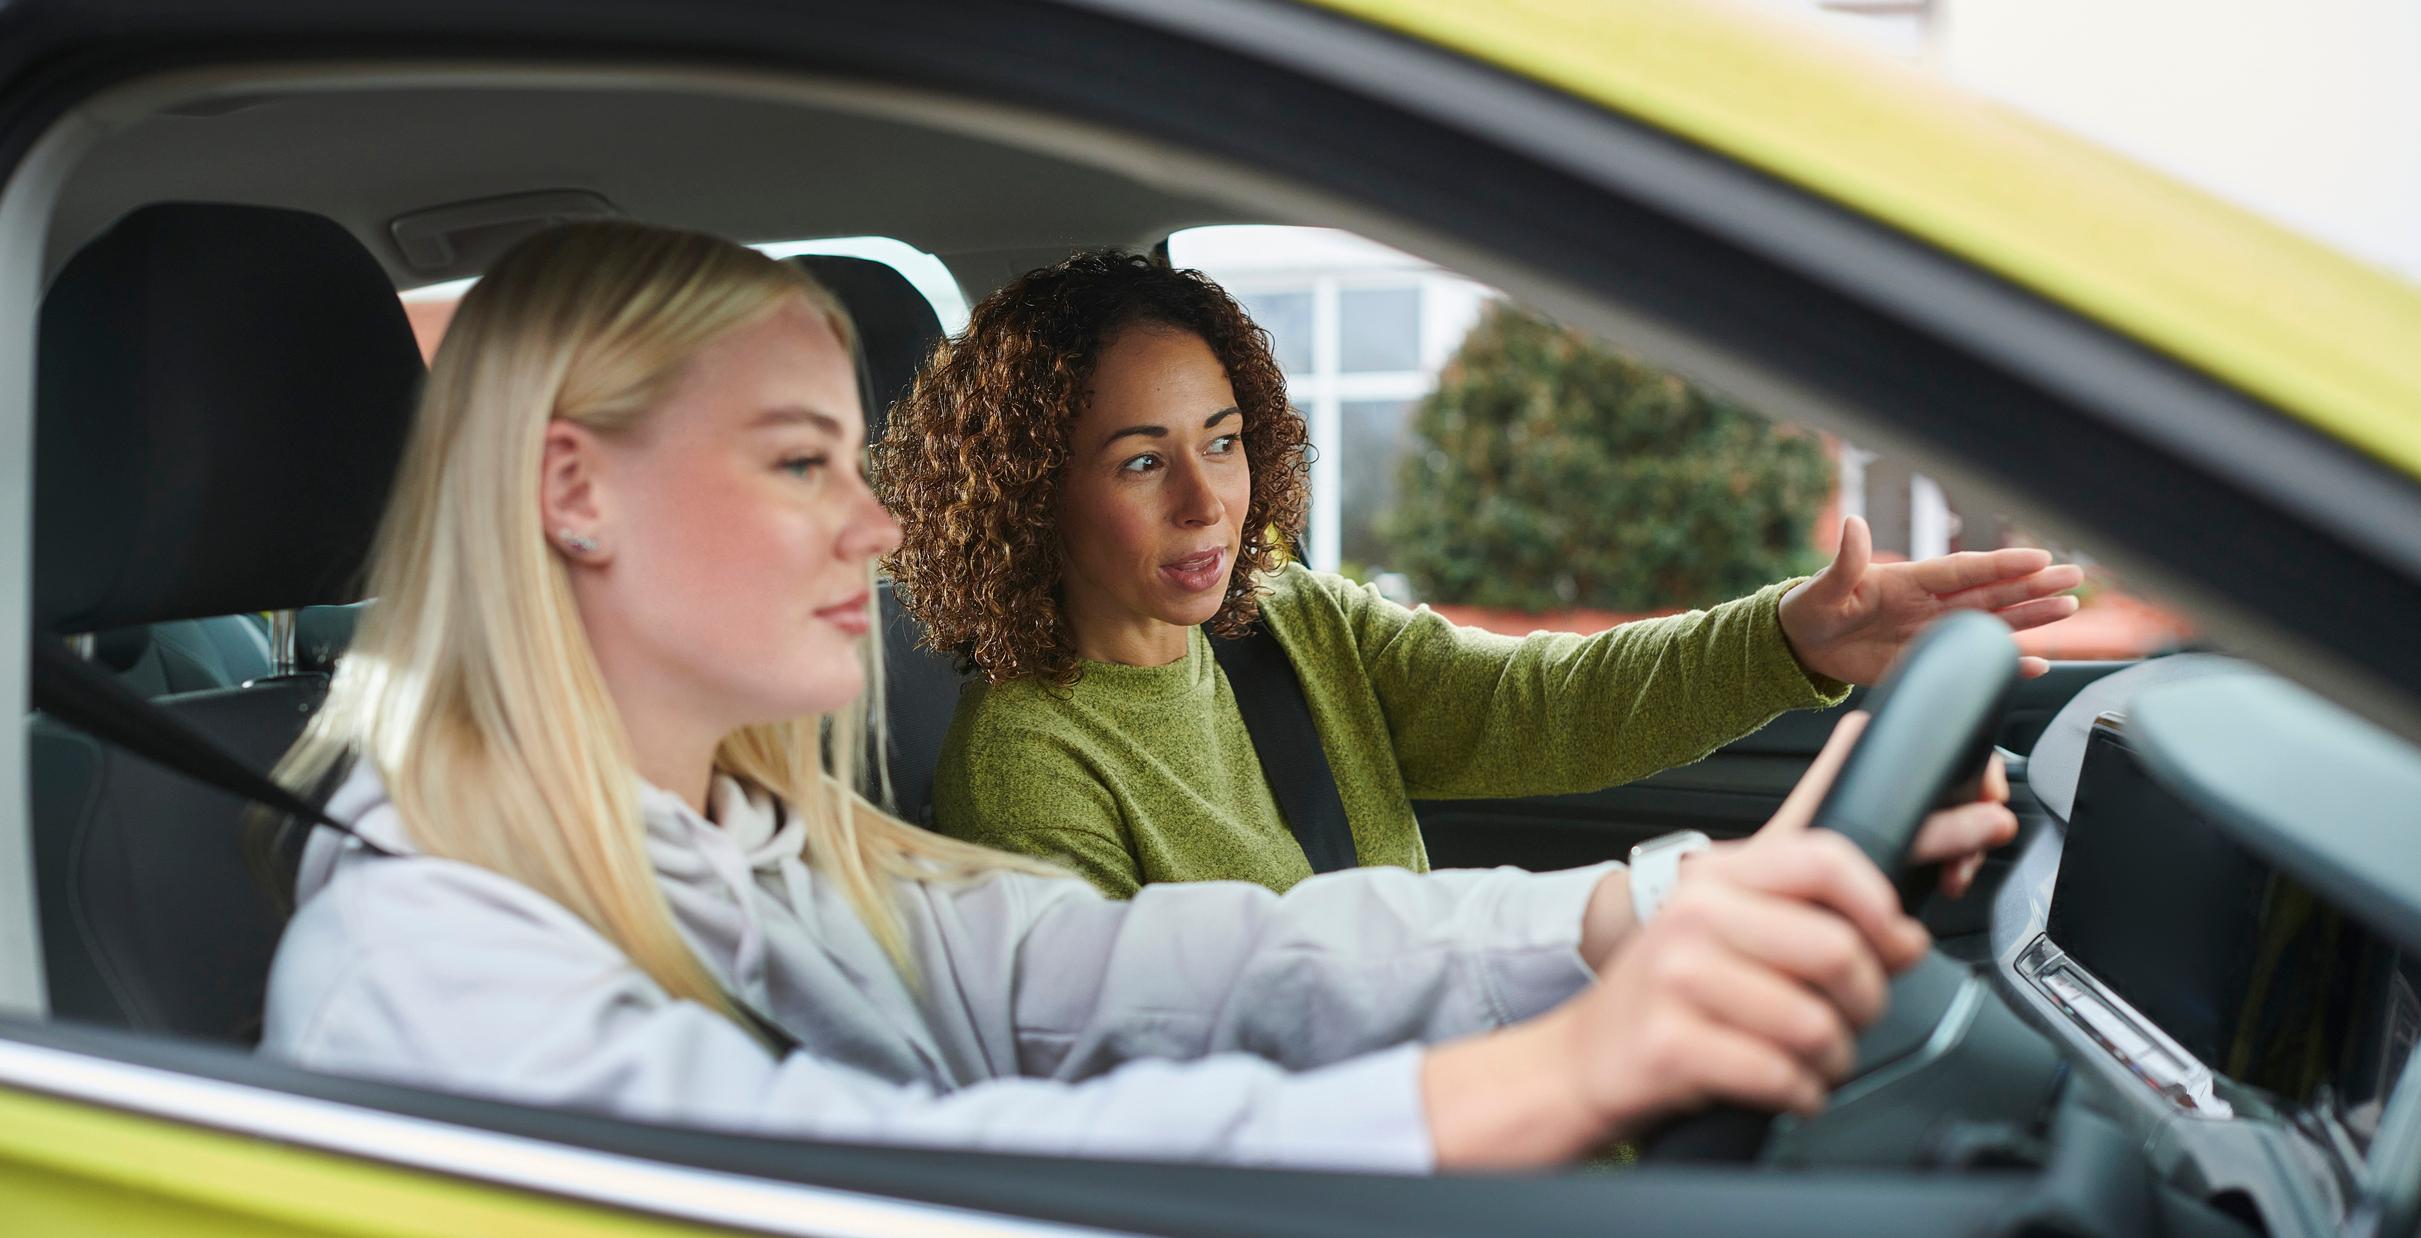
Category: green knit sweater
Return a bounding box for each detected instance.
[931,564,1847,897]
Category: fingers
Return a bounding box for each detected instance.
[1907,799,2020,868]
[1665,885,1891,1029]
[1983,752,2010,804]
[1937,563,2083,611]
[1994,594,2082,632]
[1943,852,1987,899]
[1761,712,1868,835]
[1906,546,2051,594]
[2019,654,2051,679]
[1802,516,1871,605]
[1699,830,1930,971]
[1638,1012,1831,1120]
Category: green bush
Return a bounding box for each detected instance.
[1385,304,1832,613]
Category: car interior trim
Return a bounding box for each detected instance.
[1820,971,1987,1113]
[0,86,90,1017]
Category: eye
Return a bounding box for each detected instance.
[1119,452,1162,475]
[780,454,830,479]
[1207,434,1242,455]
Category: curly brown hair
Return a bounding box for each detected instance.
[876,250,1312,687]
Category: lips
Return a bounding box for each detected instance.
[1159,547,1228,594]
[815,591,873,635]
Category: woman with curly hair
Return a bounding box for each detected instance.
[879,250,2077,899]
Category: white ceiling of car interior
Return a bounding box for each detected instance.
[48,84,1245,293]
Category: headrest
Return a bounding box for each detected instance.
[788,255,945,443]
[35,203,423,634]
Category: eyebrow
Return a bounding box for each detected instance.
[750,406,847,436]
[1100,406,1240,451]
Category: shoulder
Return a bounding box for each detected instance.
[933,687,1122,833]
[277,848,626,990]
[941,677,1092,776]
[1252,561,1383,633]
[264,848,645,1060]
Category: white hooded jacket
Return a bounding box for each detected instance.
[260,762,1612,1172]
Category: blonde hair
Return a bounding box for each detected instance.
[270,221,1040,1030]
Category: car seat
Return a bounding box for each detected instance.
[785,254,967,826]
[787,253,943,440]
[26,203,421,1041]
[93,614,275,697]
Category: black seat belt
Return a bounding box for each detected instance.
[25,636,805,1054]
[1210,626,1358,874]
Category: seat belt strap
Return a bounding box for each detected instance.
[27,635,381,852]
[1210,625,1358,874]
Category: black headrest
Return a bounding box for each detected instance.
[35,204,423,634]
[788,255,945,442]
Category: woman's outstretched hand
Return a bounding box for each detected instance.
[1426,715,1950,1169]
[1778,515,2082,684]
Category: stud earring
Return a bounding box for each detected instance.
[557,529,601,556]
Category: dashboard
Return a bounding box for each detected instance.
[1985,658,2421,1234]
[2027,714,2416,1136]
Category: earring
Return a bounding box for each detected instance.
[556,528,601,556]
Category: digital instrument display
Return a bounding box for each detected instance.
[2046,719,2418,1145]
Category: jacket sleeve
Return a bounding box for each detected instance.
[1300,568,1848,799]
[266,859,1440,1172]
[957,861,1612,1080]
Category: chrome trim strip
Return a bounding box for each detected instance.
[0,1039,1125,1237]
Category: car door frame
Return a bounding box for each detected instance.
[0,0,2416,1231]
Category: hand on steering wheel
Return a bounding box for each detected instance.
[1564,716,1936,1134]
[1738,713,2019,900]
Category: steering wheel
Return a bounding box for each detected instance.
[1641,609,2020,1162]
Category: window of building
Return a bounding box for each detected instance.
[1338,286,1421,373]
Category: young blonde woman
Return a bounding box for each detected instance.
[260,221,2012,1172]
[882,251,2076,900]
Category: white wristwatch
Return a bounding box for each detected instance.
[1627,829,1712,924]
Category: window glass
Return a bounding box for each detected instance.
[753,235,969,334]
[1167,224,2189,661]
[1338,398,1415,575]
[1238,290,1313,375]
[1337,286,1420,373]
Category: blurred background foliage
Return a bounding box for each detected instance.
[1386,305,1832,613]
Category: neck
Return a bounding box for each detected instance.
[1063,594,1192,667]
[622,712,722,819]
[580,634,724,817]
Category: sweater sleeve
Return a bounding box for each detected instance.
[1296,568,1847,799]
[266,859,1438,1173]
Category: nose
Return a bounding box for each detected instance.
[1170,455,1226,529]
[840,475,903,561]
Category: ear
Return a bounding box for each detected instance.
[540,420,612,561]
